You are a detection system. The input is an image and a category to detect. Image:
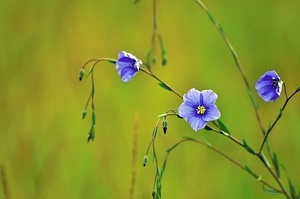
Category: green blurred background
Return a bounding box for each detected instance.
[1,0,300,198]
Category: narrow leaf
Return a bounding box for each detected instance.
[273,152,280,177]
[158,82,172,91]
[87,125,95,142]
[166,142,182,153]
[200,136,211,147]
[245,165,258,179]
[86,67,94,78]
[263,185,281,195]
[295,87,300,92]
[107,60,116,64]
[157,113,167,118]
[152,126,158,139]
[182,136,196,141]
[92,111,96,125]
[289,179,296,198]
[278,108,283,119]
[204,125,213,131]
[157,33,167,66]
[217,119,230,134]
[243,139,256,155]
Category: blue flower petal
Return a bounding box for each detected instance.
[183,88,201,107]
[255,70,282,102]
[202,104,221,121]
[178,88,221,131]
[188,115,207,131]
[200,90,218,107]
[116,51,142,82]
[120,67,138,82]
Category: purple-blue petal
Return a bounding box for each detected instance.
[188,115,207,131]
[119,67,138,82]
[178,88,221,131]
[200,90,218,106]
[183,88,201,107]
[116,51,142,82]
[178,102,197,119]
[202,104,221,121]
[255,70,282,102]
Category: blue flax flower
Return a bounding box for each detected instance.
[178,88,221,131]
[255,70,283,102]
[116,51,142,82]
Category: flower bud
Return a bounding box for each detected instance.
[82,109,87,119]
[143,155,148,167]
[152,190,157,198]
[87,126,95,143]
[162,119,168,134]
[79,69,85,81]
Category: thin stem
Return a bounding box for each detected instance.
[257,154,291,198]
[81,58,116,70]
[259,88,299,153]
[145,117,163,156]
[161,138,281,193]
[208,125,244,147]
[140,67,183,99]
[194,0,265,137]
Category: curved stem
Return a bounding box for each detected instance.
[208,125,244,147]
[81,58,116,70]
[140,67,183,99]
[257,154,291,198]
[259,88,299,154]
[161,138,281,193]
[194,0,265,137]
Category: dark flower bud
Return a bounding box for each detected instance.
[82,109,87,119]
[79,69,85,81]
[162,119,168,134]
[152,190,157,198]
[143,155,148,167]
[87,126,95,143]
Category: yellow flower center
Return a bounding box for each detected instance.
[197,105,206,115]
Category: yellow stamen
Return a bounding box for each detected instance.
[197,106,206,114]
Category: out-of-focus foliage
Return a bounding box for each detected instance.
[0,0,300,198]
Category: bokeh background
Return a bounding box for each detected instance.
[1,0,300,198]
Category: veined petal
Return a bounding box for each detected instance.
[120,67,138,82]
[200,90,218,106]
[255,70,282,102]
[183,88,201,107]
[116,51,142,82]
[202,104,221,121]
[179,88,221,131]
[178,102,197,118]
[188,115,207,131]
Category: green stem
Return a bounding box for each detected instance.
[161,138,281,193]
[140,67,183,99]
[194,0,265,137]
[257,153,291,198]
[259,88,299,154]
[208,125,244,147]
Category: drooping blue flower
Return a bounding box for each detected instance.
[255,70,283,102]
[178,88,221,131]
[116,51,142,82]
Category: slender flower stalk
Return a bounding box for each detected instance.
[259,87,300,154]
[140,66,182,99]
[194,0,265,137]
[159,138,282,194]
